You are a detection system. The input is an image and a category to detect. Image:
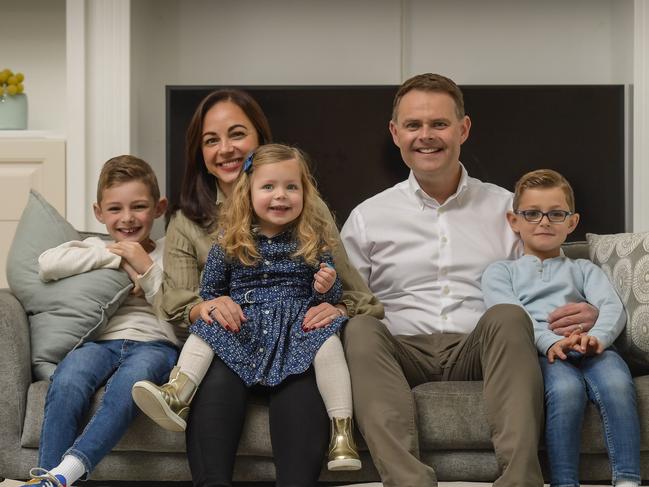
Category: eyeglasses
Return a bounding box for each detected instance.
[514,209,574,223]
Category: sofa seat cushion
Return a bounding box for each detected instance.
[21,381,273,456]
[414,376,649,453]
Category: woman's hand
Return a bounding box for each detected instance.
[547,302,598,336]
[193,296,246,332]
[302,302,346,331]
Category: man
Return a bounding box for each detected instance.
[341,73,597,487]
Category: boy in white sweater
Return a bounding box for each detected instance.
[21,155,180,487]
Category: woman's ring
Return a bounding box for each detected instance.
[577,324,584,332]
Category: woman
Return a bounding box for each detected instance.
[156,89,382,486]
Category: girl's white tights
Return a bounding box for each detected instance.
[176,333,354,420]
[313,334,353,418]
[176,333,214,385]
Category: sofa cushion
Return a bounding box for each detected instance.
[6,190,133,381]
[586,231,649,371]
[21,381,274,456]
[561,240,590,260]
[413,375,649,453]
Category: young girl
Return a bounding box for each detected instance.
[133,143,360,471]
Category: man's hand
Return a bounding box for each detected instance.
[107,241,153,276]
[302,302,345,331]
[547,302,598,336]
[313,263,336,294]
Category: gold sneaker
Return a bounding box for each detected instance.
[131,366,197,432]
[327,417,362,471]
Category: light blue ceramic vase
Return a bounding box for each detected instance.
[0,94,28,129]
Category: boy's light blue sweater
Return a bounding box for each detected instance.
[482,255,625,355]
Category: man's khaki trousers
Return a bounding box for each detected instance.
[343,304,544,487]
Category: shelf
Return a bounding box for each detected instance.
[0,130,64,139]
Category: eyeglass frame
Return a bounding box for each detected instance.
[514,209,575,223]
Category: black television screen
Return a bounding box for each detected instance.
[167,85,625,241]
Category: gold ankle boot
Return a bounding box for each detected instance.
[131,366,197,432]
[327,417,362,471]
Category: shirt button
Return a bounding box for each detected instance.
[263,273,269,278]
[259,347,264,353]
[441,236,447,245]
[264,309,270,315]
[440,268,447,276]
[443,286,450,295]
[263,329,268,334]
[264,260,271,266]
[267,239,272,244]
[442,314,448,320]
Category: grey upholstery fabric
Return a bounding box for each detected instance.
[586,231,649,372]
[2,241,649,482]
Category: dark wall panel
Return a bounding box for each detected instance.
[167,85,625,241]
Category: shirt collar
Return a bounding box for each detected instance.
[520,248,567,264]
[407,163,470,209]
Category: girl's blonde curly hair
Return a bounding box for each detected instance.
[218,143,337,267]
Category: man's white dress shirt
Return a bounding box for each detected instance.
[341,166,521,336]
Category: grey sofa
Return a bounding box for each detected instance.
[1,242,649,484]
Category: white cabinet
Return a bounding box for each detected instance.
[0,133,65,288]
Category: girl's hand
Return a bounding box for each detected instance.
[195,296,246,332]
[313,263,336,294]
[302,302,345,331]
[107,241,154,276]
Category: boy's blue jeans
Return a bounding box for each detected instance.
[39,339,178,474]
[539,349,640,487]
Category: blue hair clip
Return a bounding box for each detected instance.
[243,152,254,173]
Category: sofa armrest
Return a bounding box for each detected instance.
[0,288,32,473]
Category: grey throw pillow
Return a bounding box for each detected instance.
[586,231,649,371]
[6,190,133,380]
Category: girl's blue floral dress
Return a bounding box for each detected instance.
[189,230,346,386]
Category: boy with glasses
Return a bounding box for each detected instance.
[482,169,640,487]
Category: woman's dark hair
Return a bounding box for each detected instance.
[170,89,272,228]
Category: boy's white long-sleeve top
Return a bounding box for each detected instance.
[38,236,181,346]
[482,255,625,355]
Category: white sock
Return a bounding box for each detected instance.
[176,334,214,385]
[313,335,353,418]
[615,481,639,487]
[50,454,86,486]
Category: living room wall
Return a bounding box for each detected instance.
[130,0,635,238]
[2,0,644,235]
